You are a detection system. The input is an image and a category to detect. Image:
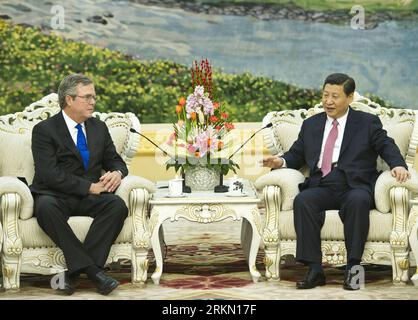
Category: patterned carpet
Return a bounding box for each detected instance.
[1,219,417,300]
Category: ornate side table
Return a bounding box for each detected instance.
[149,180,262,285]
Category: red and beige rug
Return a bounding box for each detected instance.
[1,219,417,300]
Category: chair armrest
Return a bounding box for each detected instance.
[0,176,34,220]
[115,175,156,208]
[375,170,418,213]
[115,175,154,265]
[254,168,305,210]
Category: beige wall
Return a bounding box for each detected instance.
[130,123,418,183]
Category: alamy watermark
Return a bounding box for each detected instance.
[348,265,365,290]
[50,5,65,30]
[350,5,365,30]
[50,271,66,290]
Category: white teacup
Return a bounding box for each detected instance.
[228,176,244,196]
[168,178,183,196]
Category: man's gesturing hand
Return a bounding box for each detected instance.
[261,156,284,169]
[99,171,123,193]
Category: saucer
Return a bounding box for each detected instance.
[226,192,248,197]
[165,193,186,198]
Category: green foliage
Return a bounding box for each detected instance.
[0,20,397,123]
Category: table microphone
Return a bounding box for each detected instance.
[214,122,273,193]
[228,122,273,160]
[129,128,172,159]
[129,128,191,193]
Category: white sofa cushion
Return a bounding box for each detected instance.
[0,130,35,184]
[279,209,392,242]
[19,216,132,248]
[376,113,415,172]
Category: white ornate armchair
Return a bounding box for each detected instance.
[0,93,155,290]
[255,93,418,284]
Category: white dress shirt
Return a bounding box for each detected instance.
[281,108,349,169]
[62,110,87,146]
[61,111,124,178]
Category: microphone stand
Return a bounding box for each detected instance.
[214,166,229,193]
[130,128,171,158]
[181,171,191,193]
[213,123,273,193]
[129,128,192,193]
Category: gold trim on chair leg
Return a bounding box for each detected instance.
[1,193,23,290]
[130,188,151,285]
[408,198,418,286]
[0,221,2,290]
[263,185,281,281]
[389,187,410,285]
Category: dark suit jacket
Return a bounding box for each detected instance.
[283,107,407,194]
[30,111,128,198]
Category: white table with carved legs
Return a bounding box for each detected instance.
[149,181,262,285]
[408,198,418,286]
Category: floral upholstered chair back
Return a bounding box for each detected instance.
[0,93,141,184]
[262,93,418,176]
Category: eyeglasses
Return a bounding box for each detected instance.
[74,94,98,102]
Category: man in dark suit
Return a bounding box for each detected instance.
[262,73,410,290]
[30,74,129,295]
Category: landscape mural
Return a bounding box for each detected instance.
[1,0,417,123]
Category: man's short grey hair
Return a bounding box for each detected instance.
[58,74,93,109]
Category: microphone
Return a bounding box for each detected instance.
[228,122,272,160]
[129,128,172,159]
[129,128,191,193]
[214,123,272,193]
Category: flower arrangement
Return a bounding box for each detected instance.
[165,59,239,176]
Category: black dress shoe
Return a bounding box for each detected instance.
[68,272,80,286]
[343,271,361,291]
[54,272,75,296]
[296,270,326,289]
[93,271,119,295]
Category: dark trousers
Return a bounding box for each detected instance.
[293,168,373,265]
[34,193,128,275]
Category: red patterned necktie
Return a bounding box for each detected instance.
[321,119,339,177]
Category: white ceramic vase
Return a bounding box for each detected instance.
[184,165,220,191]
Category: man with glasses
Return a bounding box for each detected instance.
[30,74,129,295]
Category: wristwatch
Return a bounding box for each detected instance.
[115,170,124,178]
